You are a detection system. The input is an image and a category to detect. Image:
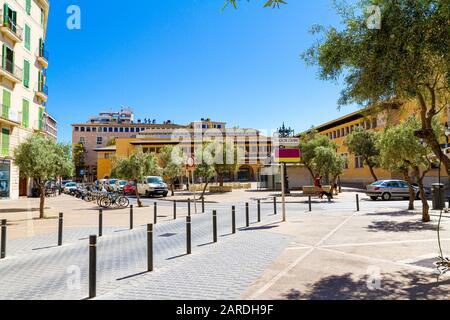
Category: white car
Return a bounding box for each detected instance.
[63,182,78,193]
[137,176,169,197]
[112,180,127,192]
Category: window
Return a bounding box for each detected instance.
[79,137,85,144]
[22,99,29,128]
[1,128,10,156]
[125,127,129,133]
[119,127,124,133]
[92,127,97,132]
[24,25,31,50]
[80,127,85,132]
[108,127,113,132]
[130,127,135,133]
[114,127,118,132]
[74,127,79,132]
[23,60,30,87]
[355,155,364,169]
[2,5,17,34]
[26,0,31,15]
[86,127,91,132]
[96,137,103,145]
[2,44,14,74]
[342,153,349,169]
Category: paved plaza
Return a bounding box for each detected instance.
[1,190,450,300]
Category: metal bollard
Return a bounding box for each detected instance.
[147,224,153,272]
[58,213,63,246]
[188,198,191,217]
[173,200,177,220]
[245,203,250,228]
[232,206,236,234]
[186,216,192,255]
[89,235,97,299]
[130,205,134,230]
[213,210,218,243]
[356,194,360,212]
[99,209,103,237]
[202,197,205,213]
[308,196,312,212]
[1,219,6,259]
[257,200,261,223]
[274,197,277,215]
[154,202,158,224]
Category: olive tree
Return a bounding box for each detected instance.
[14,134,74,219]
[159,145,184,196]
[378,116,438,222]
[111,147,162,207]
[344,126,380,181]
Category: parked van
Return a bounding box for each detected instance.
[137,176,168,197]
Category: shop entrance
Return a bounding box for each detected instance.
[0,160,11,199]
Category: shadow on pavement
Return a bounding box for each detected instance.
[366,220,440,233]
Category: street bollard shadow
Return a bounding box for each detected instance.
[167,253,189,260]
[116,271,149,281]
[241,225,279,231]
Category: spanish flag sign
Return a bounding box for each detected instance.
[275,148,301,163]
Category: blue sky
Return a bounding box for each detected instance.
[45,0,358,143]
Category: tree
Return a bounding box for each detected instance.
[223,0,287,9]
[194,143,217,199]
[106,138,116,146]
[208,141,239,187]
[303,0,450,177]
[111,147,162,207]
[159,145,184,196]
[313,146,346,187]
[14,134,74,219]
[72,143,86,180]
[344,126,380,181]
[299,129,338,179]
[378,116,438,222]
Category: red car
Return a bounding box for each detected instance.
[123,181,136,195]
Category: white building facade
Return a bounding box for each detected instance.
[0,0,49,199]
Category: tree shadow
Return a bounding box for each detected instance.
[364,211,417,217]
[281,270,450,300]
[366,221,440,233]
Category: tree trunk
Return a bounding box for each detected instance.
[201,181,209,200]
[414,167,430,223]
[39,183,45,219]
[219,175,224,187]
[402,169,415,211]
[368,163,378,182]
[135,188,142,207]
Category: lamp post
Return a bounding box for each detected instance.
[277,122,295,195]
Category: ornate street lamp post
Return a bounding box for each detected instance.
[277,123,295,195]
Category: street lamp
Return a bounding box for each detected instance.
[277,123,295,195]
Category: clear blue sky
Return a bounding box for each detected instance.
[45,0,358,143]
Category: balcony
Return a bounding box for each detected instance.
[0,13,23,43]
[37,48,49,68]
[0,104,21,127]
[35,83,48,102]
[0,58,23,84]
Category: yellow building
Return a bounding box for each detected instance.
[305,101,449,188]
[95,119,274,184]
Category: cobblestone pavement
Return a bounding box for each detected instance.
[0,202,293,300]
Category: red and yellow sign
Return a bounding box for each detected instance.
[275,148,301,163]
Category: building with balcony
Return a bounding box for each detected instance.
[0,0,50,200]
[42,111,56,140]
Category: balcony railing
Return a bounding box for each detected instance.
[0,56,23,81]
[38,48,49,62]
[0,104,21,123]
[0,11,23,41]
[37,83,49,96]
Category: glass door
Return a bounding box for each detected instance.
[0,160,10,198]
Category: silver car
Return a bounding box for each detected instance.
[366,180,420,201]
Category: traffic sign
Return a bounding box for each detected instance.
[275,148,301,163]
[274,137,300,147]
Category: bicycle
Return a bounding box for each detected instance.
[99,193,129,209]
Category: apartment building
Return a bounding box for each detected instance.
[0,0,49,199]
[95,119,274,183]
[72,108,186,181]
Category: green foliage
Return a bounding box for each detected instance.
[72,143,86,178]
[106,138,116,146]
[344,126,380,179]
[14,133,74,182]
[111,147,162,182]
[299,129,339,177]
[314,146,346,179]
[223,0,287,10]
[159,145,184,183]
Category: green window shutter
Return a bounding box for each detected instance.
[1,128,10,156]
[22,99,29,128]
[40,8,44,26]
[25,25,31,50]
[2,4,8,25]
[39,38,43,56]
[2,44,6,70]
[2,90,11,119]
[26,0,31,15]
[23,60,30,87]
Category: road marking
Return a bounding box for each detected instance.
[249,212,358,299]
[321,238,450,249]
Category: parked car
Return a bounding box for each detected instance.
[366,180,421,201]
[105,179,119,192]
[63,182,78,193]
[137,176,168,197]
[123,181,137,195]
[112,180,127,193]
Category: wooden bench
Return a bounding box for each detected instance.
[302,185,332,195]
